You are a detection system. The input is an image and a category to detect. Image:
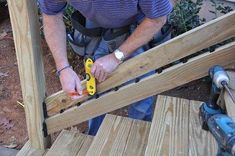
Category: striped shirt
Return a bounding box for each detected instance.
[38,0,173,28]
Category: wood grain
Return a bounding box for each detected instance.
[45,130,93,156]
[86,114,150,156]
[46,41,235,134]
[16,141,45,156]
[224,90,235,120]
[228,71,235,90]
[45,11,235,115]
[188,101,217,156]
[7,0,48,149]
[145,96,190,156]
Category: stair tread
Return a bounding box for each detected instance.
[45,130,93,156]
[86,114,151,156]
[145,95,217,156]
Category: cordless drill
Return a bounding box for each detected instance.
[208,114,235,156]
[199,65,235,156]
[199,65,225,130]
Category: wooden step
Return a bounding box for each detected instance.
[145,95,217,156]
[45,130,93,156]
[86,114,151,156]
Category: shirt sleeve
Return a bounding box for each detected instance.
[38,0,67,15]
[139,0,173,19]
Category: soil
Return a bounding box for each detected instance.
[0,6,225,150]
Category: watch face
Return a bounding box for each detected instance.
[115,50,124,61]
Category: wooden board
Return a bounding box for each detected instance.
[86,114,150,156]
[45,11,235,115]
[144,96,190,156]
[228,71,235,90]
[16,141,45,156]
[188,101,217,156]
[46,41,235,134]
[7,0,49,149]
[224,90,235,120]
[45,130,93,156]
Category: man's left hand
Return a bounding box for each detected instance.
[91,53,121,82]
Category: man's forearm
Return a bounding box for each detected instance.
[43,13,68,70]
[119,16,167,57]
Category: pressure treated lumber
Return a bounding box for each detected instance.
[188,100,217,156]
[45,11,235,115]
[228,71,235,90]
[145,96,217,156]
[16,141,44,156]
[46,41,235,134]
[86,114,150,156]
[45,130,93,156]
[7,0,48,149]
[224,90,235,120]
[144,96,190,156]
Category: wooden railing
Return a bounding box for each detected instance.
[46,11,235,116]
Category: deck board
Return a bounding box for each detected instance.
[188,101,217,156]
[86,114,151,156]
[45,130,93,156]
[45,96,218,156]
[145,95,190,156]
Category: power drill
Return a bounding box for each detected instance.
[208,114,235,156]
[199,65,235,156]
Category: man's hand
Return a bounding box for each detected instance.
[59,68,83,99]
[91,53,121,82]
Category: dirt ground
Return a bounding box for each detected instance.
[0,5,227,150]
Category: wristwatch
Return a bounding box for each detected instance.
[114,49,125,62]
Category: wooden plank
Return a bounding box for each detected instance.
[224,90,235,120]
[76,135,93,156]
[46,11,235,115]
[145,96,190,156]
[7,0,49,149]
[122,119,150,156]
[228,71,235,90]
[86,114,150,156]
[46,41,235,134]
[45,130,93,156]
[188,101,217,156]
[16,141,45,156]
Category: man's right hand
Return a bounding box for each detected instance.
[59,67,83,99]
[43,13,83,99]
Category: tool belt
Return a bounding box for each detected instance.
[67,11,172,57]
[67,11,130,57]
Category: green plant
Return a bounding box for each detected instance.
[63,5,74,32]
[209,0,233,18]
[169,0,205,37]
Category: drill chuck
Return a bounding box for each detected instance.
[213,71,229,89]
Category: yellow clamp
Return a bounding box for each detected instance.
[85,58,96,95]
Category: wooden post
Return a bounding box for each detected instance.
[7,0,49,150]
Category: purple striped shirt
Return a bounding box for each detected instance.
[38,0,172,28]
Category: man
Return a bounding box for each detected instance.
[39,0,172,135]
